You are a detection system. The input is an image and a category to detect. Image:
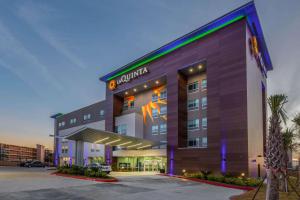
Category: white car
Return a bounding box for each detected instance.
[87,163,111,174]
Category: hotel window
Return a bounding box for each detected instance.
[116,124,127,135]
[188,119,199,130]
[100,110,105,116]
[70,118,77,125]
[160,90,167,100]
[152,93,158,102]
[188,81,198,93]
[152,125,159,135]
[201,79,207,90]
[160,106,167,116]
[188,99,199,110]
[91,148,95,152]
[160,123,167,134]
[152,109,158,118]
[202,117,207,130]
[59,121,65,127]
[83,114,91,121]
[202,97,207,110]
[62,146,68,154]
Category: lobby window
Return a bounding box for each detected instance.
[202,97,207,110]
[202,137,208,147]
[70,118,77,125]
[188,99,199,111]
[202,117,207,130]
[116,124,127,135]
[188,119,199,130]
[160,141,167,149]
[83,114,91,121]
[152,93,158,102]
[188,138,200,147]
[188,81,198,93]
[100,110,105,116]
[123,97,135,111]
[160,106,167,116]
[160,90,167,100]
[152,109,158,118]
[152,125,159,135]
[160,123,167,134]
[201,79,207,90]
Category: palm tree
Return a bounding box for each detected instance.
[265,94,288,200]
[292,113,300,184]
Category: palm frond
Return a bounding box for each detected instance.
[267,94,288,124]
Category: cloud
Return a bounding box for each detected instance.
[16,1,87,69]
[0,20,63,96]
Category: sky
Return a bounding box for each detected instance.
[0,0,300,149]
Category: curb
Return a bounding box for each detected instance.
[159,174,256,191]
[52,172,118,183]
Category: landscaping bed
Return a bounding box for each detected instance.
[54,165,118,182]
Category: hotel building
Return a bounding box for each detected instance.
[51,2,272,176]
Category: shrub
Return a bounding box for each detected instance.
[200,170,212,180]
[224,177,236,184]
[207,174,225,182]
[232,178,246,186]
[188,172,203,179]
[245,178,261,187]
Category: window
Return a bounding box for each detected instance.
[152,125,159,135]
[188,138,199,147]
[160,141,167,149]
[160,106,167,116]
[202,137,208,147]
[83,114,91,121]
[70,118,77,124]
[202,117,207,130]
[188,119,199,130]
[202,97,207,110]
[116,124,127,135]
[123,99,135,110]
[188,99,199,110]
[188,81,198,93]
[152,109,158,118]
[100,110,105,116]
[62,146,68,154]
[201,79,207,90]
[188,137,207,148]
[152,93,158,102]
[160,90,167,100]
[58,121,65,127]
[160,123,167,134]
[91,148,95,152]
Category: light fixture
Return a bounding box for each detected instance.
[133,88,137,92]
[198,64,203,69]
[189,68,194,72]
[125,91,128,95]
[155,80,159,84]
[144,84,148,88]
[105,139,121,145]
[94,137,110,143]
[241,173,245,177]
[137,144,151,149]
[127,143,142,148]
[182,169,186,173]
[118,141,132,146]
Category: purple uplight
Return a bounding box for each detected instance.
[169,146,174,175]
[54,139,60,166]
[105,145,111,165]
[69,142,73,166]
[221,139,227,173]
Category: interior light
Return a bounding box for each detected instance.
[189,68,194,72]
[137,144,151,149]
[144,85,148,88]
[133,88,137,92]
[105,139,121,145]
[198,64,203,69]
[155,80,159,84]
[118,141,132,146]
[127,143,142,148]
[125,91,128,95]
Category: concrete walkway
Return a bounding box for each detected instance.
[0,167,244,200]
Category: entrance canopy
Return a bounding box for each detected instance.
[65,127,157,150]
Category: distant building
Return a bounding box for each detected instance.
[0,143,52,166]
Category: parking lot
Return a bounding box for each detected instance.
[0,167,244,200]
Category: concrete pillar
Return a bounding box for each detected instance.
[75,140,84,166]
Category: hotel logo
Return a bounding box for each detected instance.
[109,67,149,90]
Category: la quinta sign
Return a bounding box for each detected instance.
[108,67,149,90]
